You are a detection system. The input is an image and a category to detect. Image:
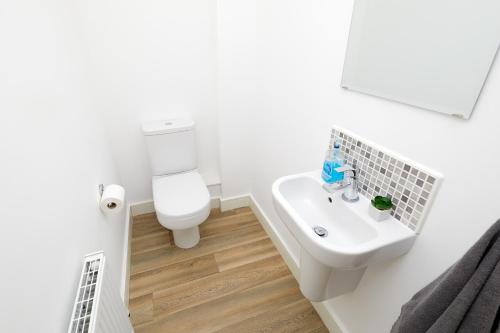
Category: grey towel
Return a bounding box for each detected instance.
[392,219,500,333]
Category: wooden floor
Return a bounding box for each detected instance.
[128,207,328,333]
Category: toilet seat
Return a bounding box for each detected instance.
[152,170,210,230]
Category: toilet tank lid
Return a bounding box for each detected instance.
[142,118,195,136]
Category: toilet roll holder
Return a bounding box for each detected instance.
[98,184,120,210]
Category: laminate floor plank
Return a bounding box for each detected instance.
[131,229,170,255]
[214,299,326,333]
[309,327,332,333]
[129,254,219,299]
[208,207,252,219]
[131,223,268,276]
[137,276,304,333]
[132,214,164,239]
[128,207,327,333]
[132,212,156,223]
[214,237,280,271]
[128,293,153,327]
[153,254,289,317]
[200,211,259,238]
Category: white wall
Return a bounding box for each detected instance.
[246,1,500,332]
[0,1,127,331]
[4,1,496,331]
[77,0,221,203]
[216,0,257,198]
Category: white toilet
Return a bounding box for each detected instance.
[142,118,210,249]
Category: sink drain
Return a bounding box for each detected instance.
[313,226,328,237]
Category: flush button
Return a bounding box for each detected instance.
[313,226,328,237]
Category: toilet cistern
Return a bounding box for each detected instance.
[142,117,210,249]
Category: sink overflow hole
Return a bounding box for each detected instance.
[328,197,333,203]
[313,226,328,237]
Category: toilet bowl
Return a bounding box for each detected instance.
[142,117,210,249]
[152,171,210,248]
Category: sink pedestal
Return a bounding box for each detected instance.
[300,249,366,301]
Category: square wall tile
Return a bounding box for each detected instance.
[330,127,442,232]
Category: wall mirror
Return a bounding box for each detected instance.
[342,0,500,119]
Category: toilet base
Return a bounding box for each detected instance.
[173,227,200,249]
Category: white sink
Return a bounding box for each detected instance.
[272,171,416,301]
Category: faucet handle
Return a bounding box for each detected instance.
[336,164,360,202]
[334,165,358,178]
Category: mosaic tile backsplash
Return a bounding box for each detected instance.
[330,127,441,232]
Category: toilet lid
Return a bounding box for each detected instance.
[152,171,210,218]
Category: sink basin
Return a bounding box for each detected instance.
[272,171,416,300]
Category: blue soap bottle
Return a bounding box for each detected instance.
[321,143,335,183]
[321,140,345,183]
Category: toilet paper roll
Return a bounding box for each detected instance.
[100,184,125,214]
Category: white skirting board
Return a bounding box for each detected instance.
[120,203,133,305]
[220,195,250,212]
[130,184,222,217]
[130,197,221,217]
[130,200,155,216]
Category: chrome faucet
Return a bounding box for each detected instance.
[334,165,360,202]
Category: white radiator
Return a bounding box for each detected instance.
[68,251,134,333]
